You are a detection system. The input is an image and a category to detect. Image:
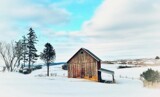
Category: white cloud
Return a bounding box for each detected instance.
[83,0,160,34]
[0,0,71,24]
[26,0,160,61]
[0,0,160,62]
[0,0,71,41]
[79,0,160,60]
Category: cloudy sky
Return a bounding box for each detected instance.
[0,0,160,62]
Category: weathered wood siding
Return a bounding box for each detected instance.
[68,49,101,81]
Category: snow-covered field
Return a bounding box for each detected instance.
[0,64,160,97]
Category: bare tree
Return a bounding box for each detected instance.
[0,41,20,71]
[0,42,9,70]
[14,40,24,69]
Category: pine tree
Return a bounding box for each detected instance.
[21,36,28,69]
[27,28,38,71]
[40,43,56,76]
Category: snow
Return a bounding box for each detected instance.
[0,64,160,97]
[102,64,160,79]
[144,60,155,65]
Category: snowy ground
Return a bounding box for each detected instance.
[0,64,160,97]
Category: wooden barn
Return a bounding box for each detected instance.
[67,48,102,82]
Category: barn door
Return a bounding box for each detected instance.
[81,64,85,78]
[89,65,92,78]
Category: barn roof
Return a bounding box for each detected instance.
[67,48,101,63]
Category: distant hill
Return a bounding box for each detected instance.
[103,58,160,66]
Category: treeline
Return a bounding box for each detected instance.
[0,28,56,76]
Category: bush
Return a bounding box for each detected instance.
[62,64,68,70]
[140,69,160,83]
[35,65,42,69]
[23,69,32,74]
[155,56,160,59]
[19,68,32,74]
[118,65,132,69]
[19,69,23,73]
[32,65,42,70]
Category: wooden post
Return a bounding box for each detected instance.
[112,74,115,83]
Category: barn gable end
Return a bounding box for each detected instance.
[67,48,102,82]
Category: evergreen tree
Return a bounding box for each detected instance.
[15,40,23,68]
[21,36,28,69]
[27,28,38,70]
[40,43,56,76]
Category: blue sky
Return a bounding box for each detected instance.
[0,0,160,63]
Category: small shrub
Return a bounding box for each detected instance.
[19,68,32,74]
[140,69,160,83]
[19,69,23,73]
[155,56,160,59]
[62,64,68,70]
[23,69,32,74]
[118,65,132,69]
[33,65,42,70]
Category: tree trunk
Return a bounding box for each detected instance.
[28,54,31,70]
[47,62,49,76]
